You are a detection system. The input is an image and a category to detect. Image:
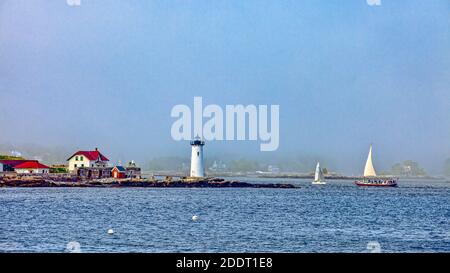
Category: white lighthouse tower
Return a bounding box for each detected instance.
[190,137,205,178]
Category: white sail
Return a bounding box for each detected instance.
[314,162,324,182]
[363,145,377,177]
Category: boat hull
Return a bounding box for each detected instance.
[355,182,397,187]
[355,178,398,187]
[312,181,326,185]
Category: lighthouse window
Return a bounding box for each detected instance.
[197,152,199,156]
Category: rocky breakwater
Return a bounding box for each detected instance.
[0,174,81,187]
[0,175,298,189]
[92,177,298,188]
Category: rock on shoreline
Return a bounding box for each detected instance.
[0,176,298,189]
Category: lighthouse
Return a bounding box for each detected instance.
[190,137,205,178]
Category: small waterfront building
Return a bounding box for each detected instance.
[0,159,49,174]
[77,167,112,179]
[126,160,141,179]
[67,148,109,172]
[112,166,127,179]
[13,161,50,174]
[0,160,28,172]
[190,138,205,178]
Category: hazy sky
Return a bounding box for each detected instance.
[0,0,449,173]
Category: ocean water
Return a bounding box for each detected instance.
[0,178,449,253]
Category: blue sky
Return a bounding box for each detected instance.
[0,0,449,173]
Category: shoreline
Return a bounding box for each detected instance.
[254,174,443,180]
[0,175,298,189]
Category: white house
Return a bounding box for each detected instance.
[13,161,50,174]
[67,148,109,172]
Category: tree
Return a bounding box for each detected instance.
[229,159,259,172]
[0,155,25,160]
[50,167,68,174]
[390,160,426,177]
[147,157,189,171]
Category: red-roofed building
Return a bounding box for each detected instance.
[0,160,30,172]
[0,160,33,172]
[67,148,109,172]
[13,161,50,174]
[111,166,127,179]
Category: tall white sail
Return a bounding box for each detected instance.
[314,162,324,182]
[363,145,377,177]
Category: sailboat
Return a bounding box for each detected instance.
[355,145,398,187]
[312,162,326,185]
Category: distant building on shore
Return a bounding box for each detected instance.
[125,160,142,179]
[111,161,142,179]
[13,161,50,174]
[208,160,227,172]
[267,165,280,173]
[0,160,27,172]
[112,166,127,179]
[0,159,50,174]
[67,148,109,172]
[77,167,112,179]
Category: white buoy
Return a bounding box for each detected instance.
[192,215,199,221]
[107,229,114,235]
